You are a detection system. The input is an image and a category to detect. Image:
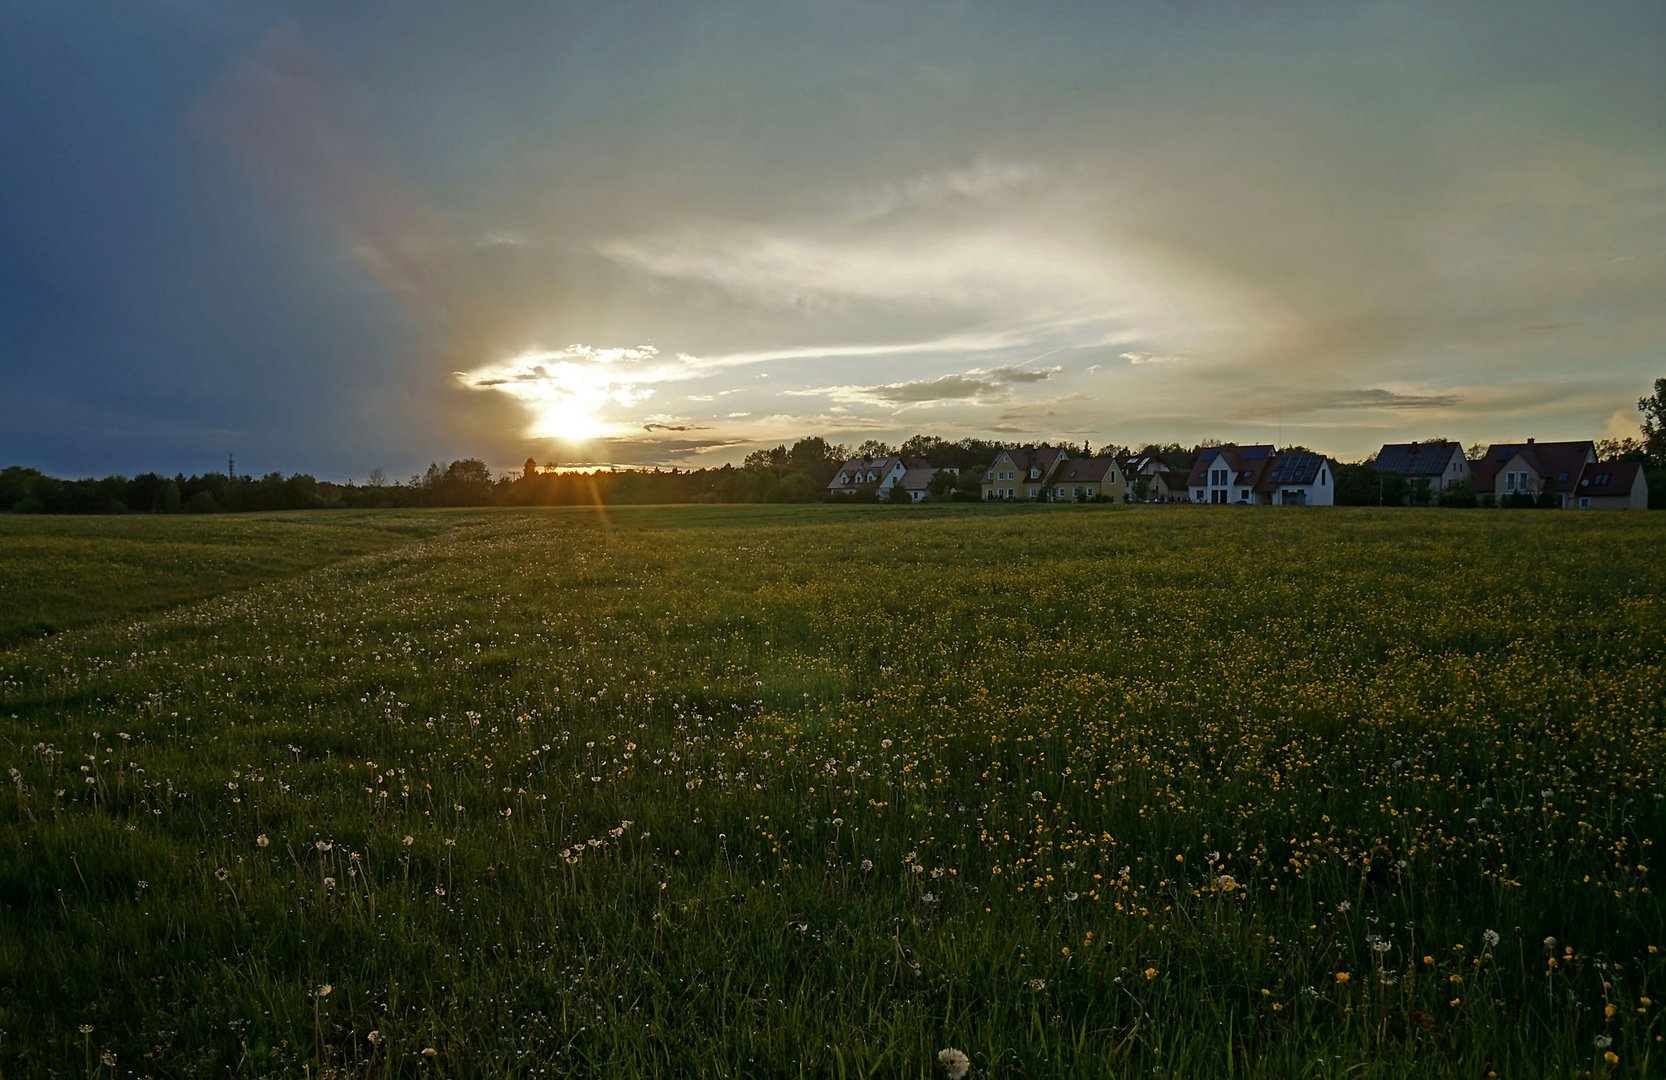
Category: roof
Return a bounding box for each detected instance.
[1578,460,1644,497]
[1052,458,1118,484]
[1186,445,1276,488]
[898,467,937,491]
[1471,440,1595,494]
[1373,441,1461,477]
[987,445,1069,479]
[827,455,934,489]
[1257,452,1329,490]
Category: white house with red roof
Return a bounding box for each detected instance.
[1574,461,1648,510]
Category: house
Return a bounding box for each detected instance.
[1187,445,1275,504]
[1255,452,1335,506]
[1470,439,1595,508]
[1371,441,1470,503]
[1150,469,1191,502]
[1574,460,1648,510]
[1187,445,1334,505]
[982,446,1069,501]
[1048,457,1126,502]
[827,456,931,499]
[896,465,950,503]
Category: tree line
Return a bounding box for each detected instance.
[6,380,1663,513]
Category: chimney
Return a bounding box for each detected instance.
[1526,437,1535,445]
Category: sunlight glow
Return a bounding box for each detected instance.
[457,346,661,443]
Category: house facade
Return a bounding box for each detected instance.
[1574,461,1648,510]
[1049,457,1126,502]
[1186,445,1333,505]
[982,446,1069,501]
[1371,441,1470,503]
[1187,445,1275,504]
[1470,440,1596,508]
[828,456,930,499]
[1256,452,1335,506]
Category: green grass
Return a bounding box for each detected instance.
[0,510,470,646]
[1,504,1663,1076]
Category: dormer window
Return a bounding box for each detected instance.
[1030,468,1039,479]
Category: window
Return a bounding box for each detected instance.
[1579,497,1591,509]
[1030,468,1039,480]
[1505,473,1517,492]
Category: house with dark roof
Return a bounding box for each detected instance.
[982,446,1069,501]
[1371,441,1470,503]
[1257,452,1335,506]
[1574,460,1648,510]
[1150,468,1191,502]
[1048,457,1126,502]
[1187,445,1334,505]
[1470,439,1595,508]
[827,456,932,499]
[1187,445,1273,504]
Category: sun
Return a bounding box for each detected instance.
[529,384,612,442]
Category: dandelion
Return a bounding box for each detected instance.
[1336,972,1351,984]
[1144,967,1159,980]
[860,859,874,872]
[1028,978,1047,991]
[368,1030,384,1046]
[323,876,337,890]
[100,1049,116,1067]
[1605,1051,1620,1065]
[78,1024,93,1035]
[317,984,333,997]
[1336,900,1351,914]
[422,1047,438,1059]
[1483,929,1500,947]
[214,867,229,881]
[938,1047,971,1078]
[255,834,269,848]
[1595,1035,1613,1049]
[403,835,414,846]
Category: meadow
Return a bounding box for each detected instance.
[1,504,1662,1077]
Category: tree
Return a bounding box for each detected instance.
[1638,378,1666,467]
[855,439,894,459]
[1594,437,1645,463]
[367,468,387,488]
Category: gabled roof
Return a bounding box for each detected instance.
[1471,440,1595,494]
[1578,460,1643,497]
[1053,458,1118,484]
[989,445,1069,478]
[1257,452,1329,490]
[1186,445,1276,488]
[898,467,937,491]
[1373,441,1462,477]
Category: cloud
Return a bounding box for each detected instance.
[788,365,1061,407]
[1230,386,1462,420]
[1120,352,1186,366]
[598,219,1121,322]
[848,156,1040,220]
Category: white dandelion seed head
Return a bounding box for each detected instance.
[938,1047,971,1079]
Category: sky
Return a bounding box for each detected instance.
[2,1,1662,480]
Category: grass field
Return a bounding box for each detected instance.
[1,504,1663,1077]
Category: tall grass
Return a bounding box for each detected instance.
[1,504,1662,1076]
